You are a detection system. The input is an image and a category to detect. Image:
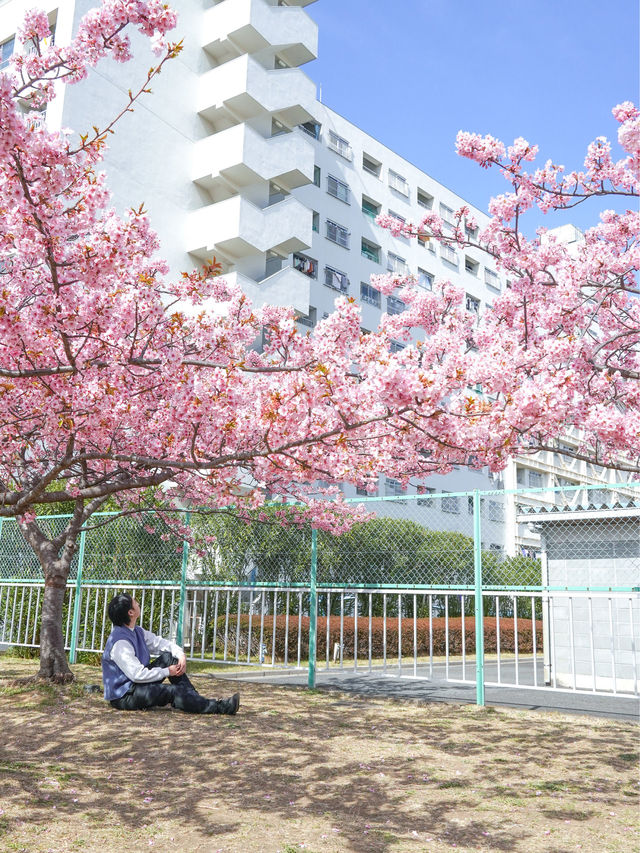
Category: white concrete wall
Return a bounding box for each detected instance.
[543,518,640,692]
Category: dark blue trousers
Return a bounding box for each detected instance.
[110,652,216,713]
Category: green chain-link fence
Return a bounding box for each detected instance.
[1,484,638,703]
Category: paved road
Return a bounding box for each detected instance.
[211,660,640,721]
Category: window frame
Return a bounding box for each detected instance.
[361,238,380,264]
[327,174,350,204]
[441,243,458,266]
[360,281,381,308]
[328,130,352,161]
[387,251,408,275]
[388,169,409,196]
[325,219,350,249]
[324,265,349,293]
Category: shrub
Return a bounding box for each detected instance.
[212,614,542,660]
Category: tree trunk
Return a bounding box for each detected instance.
[16,517,80,683]
[38,576,74,682]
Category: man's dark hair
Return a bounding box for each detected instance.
[108,593,133,627]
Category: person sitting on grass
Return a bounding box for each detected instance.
[102,592,239,715]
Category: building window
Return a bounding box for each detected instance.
[465,256,479,276]
[439,203,456,232]
[442,494,460,514]
[465,294,480,316]
[312,211,319,232]
[417,232,430,248]
[328,130,352,161]
[385,477,404,496]
[417,487,436,506]
[417,268,433,290]
[388,209,406,226]
[0,37,15,70]
[324,266,349,293]
[417,189,433,209]
[488,500,504,523]
[361,238,380,263]
[484,268,500,290]
[387,252,408,275]
[360,281,381,307]
[300,120,321,139]
[441,244,458,266]
[362,153,381,177]
[362,196,381,220]
[293,253,317,278]
[327,174,350,204]
[326,219,350,248]
[298,306,317,328]
[520,469,544,488]
[386,295,405,315]
[388,169,409,196]
[465,221,479,239]
[313,165,321,187]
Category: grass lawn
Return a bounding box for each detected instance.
[0,655,638,853]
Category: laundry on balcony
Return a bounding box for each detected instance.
[293,253,318,278]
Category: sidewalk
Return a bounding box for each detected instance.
[211,665,640,721]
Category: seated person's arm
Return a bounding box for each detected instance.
[111,639,170,684]
[142,628,186,668]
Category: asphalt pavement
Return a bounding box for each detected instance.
[212,661,640,721]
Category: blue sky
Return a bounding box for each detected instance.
[306,0,639,231]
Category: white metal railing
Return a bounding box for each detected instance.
[3,581,637,698]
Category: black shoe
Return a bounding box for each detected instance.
[217,692,240,716]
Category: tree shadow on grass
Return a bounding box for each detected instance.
[0,660,637,852]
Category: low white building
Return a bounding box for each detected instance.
[519,502,640,693]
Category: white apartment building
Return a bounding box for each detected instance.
[0,0,631,556]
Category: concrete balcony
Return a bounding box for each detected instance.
[197,54,316,127]
[202,0,318,67]
[186,195,312,261]
[192,123,314,192]
[224,268,310,314]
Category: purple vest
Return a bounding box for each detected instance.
[101,625,150,701]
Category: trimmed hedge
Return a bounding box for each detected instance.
[213,615,542,660]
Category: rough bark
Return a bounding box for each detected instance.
[38,577,74,683]
[18,518,80,683]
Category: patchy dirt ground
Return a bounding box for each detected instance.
[0,656,638,853]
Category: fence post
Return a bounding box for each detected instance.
[473,490,485,707]
[307,527,318,688]
[68,528,86,665]
[176,513,191,647]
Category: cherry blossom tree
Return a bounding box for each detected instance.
[379,104,640,474]
[0,3,508,681]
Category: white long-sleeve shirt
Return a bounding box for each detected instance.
[109,626,183,684]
